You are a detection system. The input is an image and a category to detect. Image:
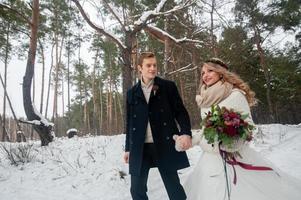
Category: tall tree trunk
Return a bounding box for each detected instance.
[84,81,90,134]
[61,77,65,116]
[45,43,55,117]
[107,59,113,135]
[52,4,61,129]
[192,50,199,89]
[32,71,35,102]
[253,24,274,122]
[52,36,59,125]
[163,38,171,77]
[92,48,100,135]
[98,77,103,135]
[0,74,26,142]
[106,86,110,134]
[179,77,185,104]
[113,92,118,133]
[114,83,123,129]
[210,0,218,56]
[59,37,65,118]
[8,117,12,140]
[23,0,53,146]
[163,17,171,77]
[38,40,45,114]
[79,76,83,131]
[77,33,83,132]
[2,22,10,142]
[31,67,36,139]
[0,114,9,141]
[67,36,71,121]
[121,32,133,134]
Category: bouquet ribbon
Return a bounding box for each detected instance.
[219,147,273,185]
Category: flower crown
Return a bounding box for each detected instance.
[205,58,228,70]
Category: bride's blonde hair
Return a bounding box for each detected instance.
[199,58,257,107]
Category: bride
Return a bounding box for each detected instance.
[175,58,301,200]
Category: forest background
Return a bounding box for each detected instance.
[0,0,300,143]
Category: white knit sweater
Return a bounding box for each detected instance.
[192,88,254,153]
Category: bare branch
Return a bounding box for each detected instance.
[166,64,198,76]
[198,0,230,28]
[155,0,196,16]
[213,9,230,28]
[102,0,125,31]
[133,0,195,29]
[144,25,202,45]
[132,0,168,33]
[10,26,30,37]
[71,0,126,50]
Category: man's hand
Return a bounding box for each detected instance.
[123,152,130,164]
[173,134,192,151]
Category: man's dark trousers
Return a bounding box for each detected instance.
[130,143,186,200]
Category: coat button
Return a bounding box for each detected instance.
[160,109,164,112]
[133,114,137,118]
[166,136,170,140]
[133,128,136,131]
[163,122,167,126]
[149,111,152,115]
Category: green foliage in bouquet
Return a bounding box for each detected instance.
[201,105,255,149]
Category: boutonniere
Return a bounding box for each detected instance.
[152,85,159,96]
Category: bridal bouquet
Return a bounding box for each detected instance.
[202,105,272,189]
[201,105,254,153]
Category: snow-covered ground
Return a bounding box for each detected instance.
[0,124,300,200]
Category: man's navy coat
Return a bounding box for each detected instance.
[125,76,192,176]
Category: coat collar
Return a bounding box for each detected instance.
[133,76,163,102]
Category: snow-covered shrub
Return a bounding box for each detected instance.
[0,143,37,166]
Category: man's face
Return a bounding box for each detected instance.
[138,57,158,82]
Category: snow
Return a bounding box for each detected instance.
[25,120,44,126]
[155,0,168,13]
[134,0,168,26]
[66,128,78,134]
[134,0,195,26]
[146,25,202,44]
[32,104,54,127]
[0,124,301,200]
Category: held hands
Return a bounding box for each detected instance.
[173,134,192,152]
[123,135,192,162]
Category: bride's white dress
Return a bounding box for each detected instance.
[183,89,301,200]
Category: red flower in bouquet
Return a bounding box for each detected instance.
[201,105,254,151]
[224,125,237,137]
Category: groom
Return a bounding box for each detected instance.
[123,52,192,200]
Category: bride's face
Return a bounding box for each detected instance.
[201,64,220,86]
